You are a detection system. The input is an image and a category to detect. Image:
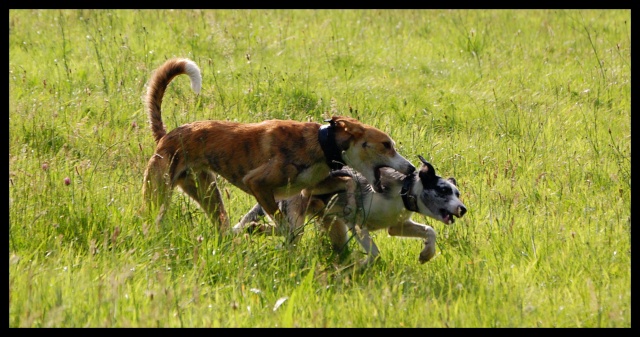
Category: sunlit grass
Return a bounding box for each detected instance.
[9,9,630,327]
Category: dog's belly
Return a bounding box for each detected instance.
[273,162,330,199]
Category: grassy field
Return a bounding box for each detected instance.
[9,9,630,327]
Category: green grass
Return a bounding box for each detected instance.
[9,9,630,327]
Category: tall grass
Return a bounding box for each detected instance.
[9,9,630,327]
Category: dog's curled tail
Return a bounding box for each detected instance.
[146,58,202,143]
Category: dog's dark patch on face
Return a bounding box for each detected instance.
[420,179,458,204]
[434,180,455,198]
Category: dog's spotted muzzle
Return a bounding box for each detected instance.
[440,205,467,224]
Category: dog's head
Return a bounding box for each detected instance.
[414,155,467,225]
[329,116,415,191]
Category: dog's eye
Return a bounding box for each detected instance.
[382,141,391,150]
[436,185,452,196]
[362,142,367,148]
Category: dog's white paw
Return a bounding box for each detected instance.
[233,221,275,235]
[250,222,277,235]
[419,240,436,263]
[231,223,245,235]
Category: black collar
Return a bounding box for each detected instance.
[401,173,419,212]
[318,121,345,170]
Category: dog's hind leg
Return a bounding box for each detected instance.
[319,215,350,252]
[142,155,174,228]
[280,193,311,242]
[178,170,230,231]
[388,220,437,263]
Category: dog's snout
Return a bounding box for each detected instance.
[458,205,467,217]
[406,164,416,174]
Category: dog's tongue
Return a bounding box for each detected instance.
[443,214,451,224]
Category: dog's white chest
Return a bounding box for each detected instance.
[360,194,409,230]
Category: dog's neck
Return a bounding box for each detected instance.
[401,173,419,212]
[318,122,345,170]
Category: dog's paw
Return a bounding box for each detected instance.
[231,223,244,235]
[232,221,274,235]
[419,240,436,264]
[357,255,380,269]
[247,221,277,235]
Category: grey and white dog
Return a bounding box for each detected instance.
[236,155,467,265]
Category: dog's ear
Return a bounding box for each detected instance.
[332,116,364,136]
[447,177,457,186]
[418,156,436,187]
[332,117,364,149]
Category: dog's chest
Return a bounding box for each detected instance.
[273,162,330,199]
[360,193,411,230]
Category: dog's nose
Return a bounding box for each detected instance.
[458,205,467,217]
[406,164,416,174]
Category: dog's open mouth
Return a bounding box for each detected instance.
[440,209,456,224]
[372,165,385,193]
[440,207,466,224]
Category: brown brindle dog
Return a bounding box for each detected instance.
[141,58,415,234]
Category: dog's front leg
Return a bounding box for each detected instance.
[242,163,294,235]
[388,220,437,263]
[281,193,311,242]
[232,203,267,235]
[246,192,283,235]
[353,225,380,266]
